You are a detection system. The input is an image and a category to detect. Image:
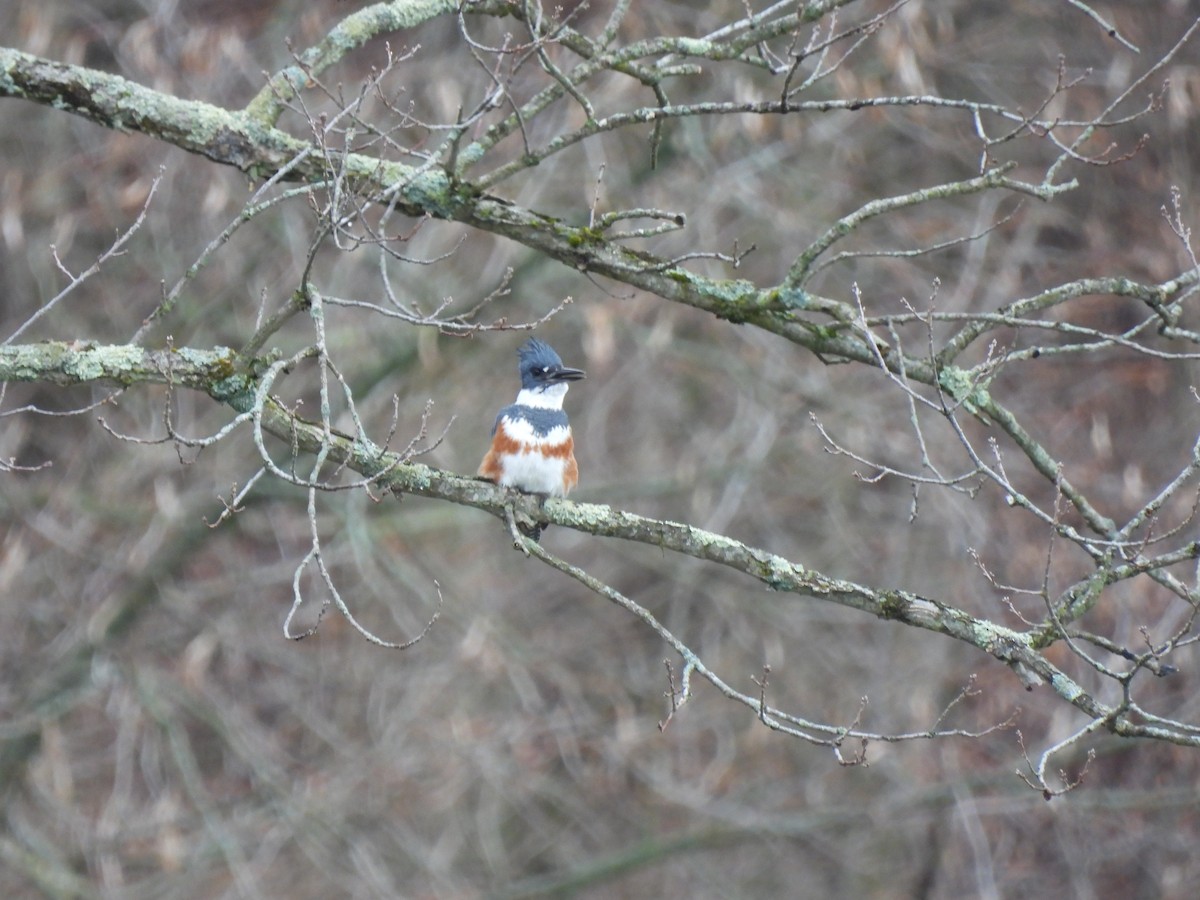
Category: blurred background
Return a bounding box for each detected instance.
[2,1,1200,897]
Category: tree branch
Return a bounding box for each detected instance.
[2,339,1180,746]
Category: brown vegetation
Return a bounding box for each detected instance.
[2,2,1200,896]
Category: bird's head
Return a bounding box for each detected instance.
[517,338,585,393]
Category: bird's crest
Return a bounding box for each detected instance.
[518,338,563,376]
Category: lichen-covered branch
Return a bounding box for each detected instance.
[4,338,1188,748]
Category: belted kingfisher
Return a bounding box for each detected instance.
[477,337,585,497]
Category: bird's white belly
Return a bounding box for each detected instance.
[498,448,568,496]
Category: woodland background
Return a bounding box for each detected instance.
[3,1,1200,897]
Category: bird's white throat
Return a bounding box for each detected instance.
[515,383,569,409]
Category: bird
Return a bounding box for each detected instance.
[477,337,585,498]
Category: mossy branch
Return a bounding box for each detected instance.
[0,339,1167,743]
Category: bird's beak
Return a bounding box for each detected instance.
[550,365,586,382]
